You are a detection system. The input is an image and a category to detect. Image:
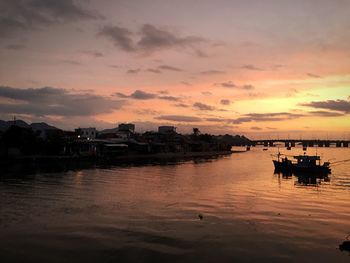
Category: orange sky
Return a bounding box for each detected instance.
[0,0,349,139]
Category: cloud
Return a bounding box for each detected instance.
[307,73,322,78]
[158,65,183,72]
[250,126,262,130]
[0,0,99,37]
[241,84,255,90]
[0,86,124,117]
[219,81,236,88]
[231,112,304,124]
[301,99,350,113]
[146,68,162,74]
[155,115,202,122]
[116,90,157,100]
[217,81,255,90]
[127,68,141,74]
[134,109,161,116]
[174,103,190,108]
[193,102,216,111]
[308,111,344,117]
[115,90,179,101]
[158,96,180,101]
[137,24,204,51]
[98,25,135,52]
[199,70,226,75]
[202,91,212,96]
[5,44,26,50]
[99,23,205,54]
[242,64,263,71]
[220,99,231,105]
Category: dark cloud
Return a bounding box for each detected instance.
[115,90,179,101]
[220,99,231,105]
[137,24,204,51]
[99,23,205,54]
[127,68,141,74]
[174,103,190,108]
[242,64,263,71]
[307,73,322,78]
[202,91,212,96]
[232,112,304,124]
[134,109,161,116]
[266,127,277,130]
[158,96,180,101]
[241,84,255,90]
[155,115,202,122]
[193,102,215,111]
[217,81,255,90]
[200,70,226,75]
[250,126,262,130]
[5,44,26,50]
[301,99,350,113]
[308,111,344,117]
[116,90,157,100]
[146,68,162,74]
[158,65,183,72]
[0,0,99,37]
[98,25,135,52]
[0,86,124,117]
[219,81,236,88]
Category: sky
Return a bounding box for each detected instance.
[0,0,349,139]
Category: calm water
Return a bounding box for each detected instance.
[1,147,350,262]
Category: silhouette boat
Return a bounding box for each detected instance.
[273,153,331,175]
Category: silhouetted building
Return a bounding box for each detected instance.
[75,127,97,139]
[158,126,176,134]
[118,123,135,133]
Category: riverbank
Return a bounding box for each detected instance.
[0,150,245,175]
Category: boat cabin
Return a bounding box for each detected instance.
[293,155,320,167]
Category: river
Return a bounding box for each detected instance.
[1,146,349,262]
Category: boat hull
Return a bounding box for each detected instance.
[273,160,331,175]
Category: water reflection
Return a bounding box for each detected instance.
[274,170,331,187]
[1,147,350,262]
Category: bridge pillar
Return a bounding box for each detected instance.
[318,142,324,147]
[336,142,341,147]
[268,141,274,147]
[291,142,295,147]
[325,142,330,147]
[285,142,290,147]
[308,142,314,147]
[343,142,349,147]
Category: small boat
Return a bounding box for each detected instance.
[246,146,251,151]
[263,148,268,151]
[286,146,291,150]
[273,153,331,175]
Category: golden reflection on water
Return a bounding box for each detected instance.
[0,146,349,262]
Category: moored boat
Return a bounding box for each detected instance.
[273,153,331,175]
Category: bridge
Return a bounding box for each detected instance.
[249,139,350,148]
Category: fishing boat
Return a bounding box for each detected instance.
[273,153,331,175]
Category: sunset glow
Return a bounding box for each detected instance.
[1,0,349,138]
